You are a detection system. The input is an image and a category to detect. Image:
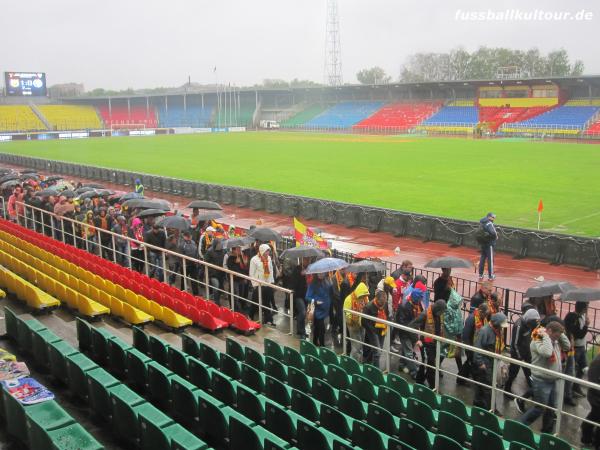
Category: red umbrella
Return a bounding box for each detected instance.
[355,249,397,259]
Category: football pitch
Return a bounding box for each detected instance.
[2,132,599,237]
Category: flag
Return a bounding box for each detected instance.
[293,217,328,249]
[213,66,217,72]
[537,199,544,213]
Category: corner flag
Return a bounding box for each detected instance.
[537,199,544,230]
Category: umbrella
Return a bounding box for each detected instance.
[83,183,105,189]
[187,200,223,210]
[195,211,223,221]
[95,189,115,197]
[122,199,170,210]
[249,227,282,243]
[75,187,95,194]
[223,236,256,249]
[120,192,144,201]
[561,288,600,303]
[156,215,191,230]
[346,260,386,273]
[0,179,21,189]
[77,191,101,200]
[137,209,168,218]
[59,190,77,199]
[355,249,397,259]
[0,174,19,183]
[305,257,349,275]
[44,175,63,182]
[280,246,326,260]
[0,168,13,175]
[19,174,40,181]
[424,256,473,269]
[524,281,576,299]
[35,188,59,197]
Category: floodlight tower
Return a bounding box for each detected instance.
[324,0,343,86]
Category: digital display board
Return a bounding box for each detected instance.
[4,72,47,96]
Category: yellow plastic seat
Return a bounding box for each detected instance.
[76,292,109,317]
[122,302,154,325]
[88,285,101,303]
[98,291,112,308]
[78,279,90,297]
[136,295,151,314]
[24,283,60,309]
[110,296,125,317]
[149,301,164,322]
[104,280,116,297]
[161,308,192,329]
[64,287,79,309]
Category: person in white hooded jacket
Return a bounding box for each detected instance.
[249,244,275,325]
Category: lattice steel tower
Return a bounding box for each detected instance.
[324,0,343,86]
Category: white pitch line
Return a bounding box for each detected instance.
[557,210,600,226]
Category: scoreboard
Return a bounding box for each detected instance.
[4,72,47,96]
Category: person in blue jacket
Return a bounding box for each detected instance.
[306,273,333,347]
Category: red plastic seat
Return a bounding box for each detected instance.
[232,312,261,333]
[219,307,234,326]
[197,310,227,332]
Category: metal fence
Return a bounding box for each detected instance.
[12,201,295,333]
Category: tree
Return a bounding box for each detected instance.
[356,67,391,85]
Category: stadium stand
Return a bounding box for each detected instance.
[281,105,329,127]
[37,105,103,131]
[305,102,385,129]
[97,105,158,128]
[157,104,214,128]
[478,106,552,131]
[447,100,474,107]
[353,102,442,131]
[501,105,600,134]
[0,105,46,132]
[418,105,478,133]
[584,117,600,135]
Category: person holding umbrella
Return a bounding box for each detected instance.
[433,268,453,301]
[249,244,276,326]
[306,273,333,347]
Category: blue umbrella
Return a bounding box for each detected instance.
[305,257,349,274]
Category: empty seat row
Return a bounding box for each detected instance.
[0,260,60,310]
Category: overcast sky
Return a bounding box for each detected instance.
[1,0,598,90]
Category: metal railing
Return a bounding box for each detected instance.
[343,307,599,447]
[13,201,294,333]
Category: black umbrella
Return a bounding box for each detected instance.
[122,199,171,210]
[195,211,223,221]
[95,189,115,197]
[59,190,77,199]
[19,174,40,181]
[224,236,256,249]
[280,246,326,260]
[156,215,191,230]
[137,209,168,218]
[424,256,472,269]
[0,179,21,189]
[77,191,101,200]
[187,200,223,210]
[0,174,19,183]
[249,227,282,243]
[524,281,576,299]
[44,175,63,182]
[120,192,144,202]
[560,288,600,303]
[35,188,59,197]
[346,260,386,273]
[83,183,105,189]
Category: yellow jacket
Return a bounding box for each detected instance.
[344,282,370,329]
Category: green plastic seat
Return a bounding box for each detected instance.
[149,335,170,366]
[237,384,266,423]
[169,423,209,450]
[412,383,440,409]
[319,347,339,366]
[352,421,386,450]
[471,406,502,435]
[265,375,291,407]
[406,397,437,430]
[265,437,295,450]
[168,346,190,378]
[304,354,327,379]
[25,400,75,450]
[333,441,360,450]
[241,362,265,393]
[136,402,175,450]
[377,386,406,416]
[338,390,365,420]
[211,371,237,406]
[31,328,61,370]
[312,378,338,406]
[437,410,470,446]
[205,405,246,448]
[109,385,147,445]
[266,355,288,382]
[386,372,412,397]
[433,434,464,450]
[17,319,46,355]
[132,326,150,355]
[471,426,506,450]
[508,443,536,450]
[284,346,305,369]
[90,327,116,366]
[126,347,151,393]
[326,364,350,391]
[48,341,79,384]
[188,357,213,391]
[503,419,538,449]
[3,307,19,341]
[339,355,362,377]
[199,341,220,369]
[3,382,29,442]
[196,389,225,440]
[66,352,98,399]
[367,402,398,437]
[220,352,241,380]
[398,418,433,450]
[107,338,132,379]
[362,363,385,386]
[147,360,175,410]
[76,317,92,353]
[351,373,377,403]
[181,333,199,358]
[265,338,284,360]
[86,367,121,423]
[539,433,571,450]
[265,401,297,442]
[171,375,200,427]
[440,394,470,422]
[245,346,265,371]
[297,421,350,450]
[320,403,353,440]
[46,422,104,450]
[288,366,312,392]
[229,415,262,450]
[300,339,320,358]
[291,388,321,422]
[226,337,246,361]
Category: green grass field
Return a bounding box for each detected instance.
[2,132,599,236]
